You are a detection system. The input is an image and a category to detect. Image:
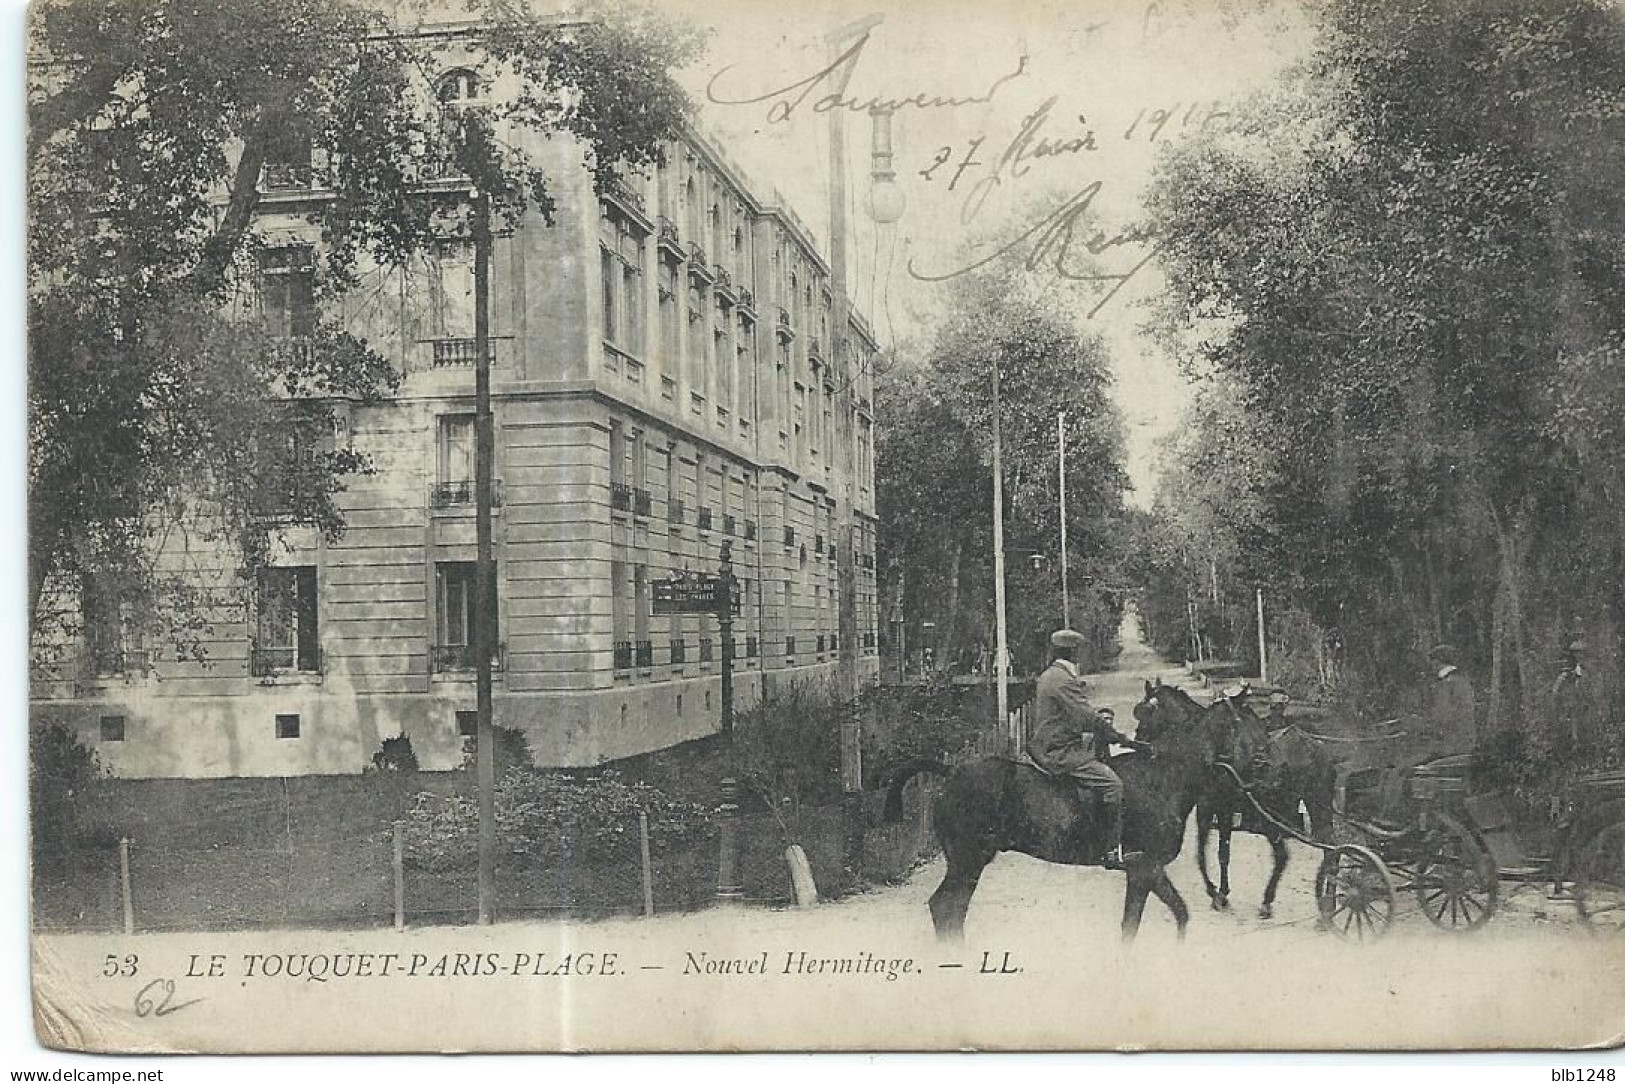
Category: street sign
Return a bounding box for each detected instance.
[652,573,740,616]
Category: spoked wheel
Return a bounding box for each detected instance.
[1412,812,1498,932]
[1316,844,1397,942]
[1574,820,1625,936]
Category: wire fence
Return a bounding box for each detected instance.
[32,774,942,934]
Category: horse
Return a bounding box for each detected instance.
[1133,681,1336,919]
[881,698,1240,943]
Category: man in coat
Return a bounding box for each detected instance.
[1028,628,1152,869]
[1551,639,1589,753]
[1378,643,1479,821]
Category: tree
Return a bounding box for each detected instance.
[1141,0,1625,763]
[28,0,704,655]
[876,268,1130,674]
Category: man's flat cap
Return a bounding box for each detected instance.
[1050,629,1087,649]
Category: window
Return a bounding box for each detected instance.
[253,566,319,675]
[276,713,301,740]
[437,414,476,495]
[456,710,478,737]
[434,561,493,670]
[82,573,133,675]
[262,118,312,190]
[609,420,626,495]
[611,559,630,669]
[99,715,125,743]
[435,69,484,170]
[258,247,315,339]
[659,259,680,378]
[429,240,475,339]
[600,247,618,344]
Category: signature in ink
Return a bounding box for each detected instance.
[920,96,1099,222]
[706,32,1028,125]
[907,181,1162,318]
[135,978,204,1018]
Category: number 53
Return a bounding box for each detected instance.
[102,954,138,978]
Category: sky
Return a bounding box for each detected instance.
[650,0,1315,507]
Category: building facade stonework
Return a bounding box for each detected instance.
[31,57,882,777]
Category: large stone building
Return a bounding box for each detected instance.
[31,42,883,777]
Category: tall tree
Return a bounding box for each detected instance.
[28,0,704,652]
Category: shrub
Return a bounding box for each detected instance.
[398,769,714,873]
[860,677,988,786]
[460,722,534,778]
[29,721,106,862]
[369,733,420,773]
[732,679,849,810]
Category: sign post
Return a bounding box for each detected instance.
[656,555,744,905]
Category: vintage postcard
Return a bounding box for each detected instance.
[25,0,1625,1053]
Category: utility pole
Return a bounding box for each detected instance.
[824,13,881,872]
[1256,587,1268,685]
[993,363,1011,751]
[472,184,497,926]
[1058,412,1070,628]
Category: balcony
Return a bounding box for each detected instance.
[816,634,826,654]
[776,308,794,340]
[815,533,825,556]
[688,243,713,282]
[697,506,713,532]
[251,645,322,677]
[713,264,733,297]
[603,175,644,215]
[657,215,682,255]
[636,640,654,668]
[431,643,503,673]
[433,337,480,367]
[634,488,652,517]
[272,336,317,365]
[611,482,633,512]
[699,638,714,663]
[830,632,838,652]
[783,525,795,547]
[79,648,151,686]
[668,498,685,525]
[723,513,736,536]
[785,636,796,657]
[744,519,757,541]
[808,337,822,360]
[669,638,686,666]
[613,640,634,671]
[737,287,755,313]
[430,479,503,509]
[745,636,758,659]
[863,632,877,649]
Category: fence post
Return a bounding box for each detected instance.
[118,837,134,935]
[638,811,655,918]
[715,777,743,905]
[392,821,406,932]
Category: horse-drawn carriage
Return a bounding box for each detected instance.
[1312,757,1625,941]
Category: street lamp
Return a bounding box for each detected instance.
[867,109,905,225]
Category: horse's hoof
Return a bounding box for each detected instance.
[1258,905,1273,920]
[1209,897,1225,912]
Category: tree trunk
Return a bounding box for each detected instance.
[941,541,963,669]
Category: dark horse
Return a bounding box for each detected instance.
[1133,681,1336,919]
[883,699,1238,942]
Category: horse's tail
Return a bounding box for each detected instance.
[881,757,953,823]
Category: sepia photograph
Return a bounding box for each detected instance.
[22,0,1625,1054]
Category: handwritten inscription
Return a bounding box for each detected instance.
[907,181,1162,318]
[134,978,204,1018]
[706,32,1028,125]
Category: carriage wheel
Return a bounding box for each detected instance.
[1412,812,1498,932]
[1316,844,1397,942]
[1574,820,1625,937]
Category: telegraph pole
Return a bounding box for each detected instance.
[1058,412,1070,628]
[824,14,882,872]
[993,364,1011,751]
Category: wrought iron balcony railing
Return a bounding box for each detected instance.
[613,640,634,671]
[251,645,322,677]
[699,638,714,663]
[430,479,503,508]
[723,513,736,536]
[430,643,504,673]
[744,519,757,541]
[634,488,652,517]
[668,498,685,525]
[669,638,686,666]
[611,482,633,512]
[697,506,713,531]
[636,640,654,668]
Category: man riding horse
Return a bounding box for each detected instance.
[1029,628,1154,869]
